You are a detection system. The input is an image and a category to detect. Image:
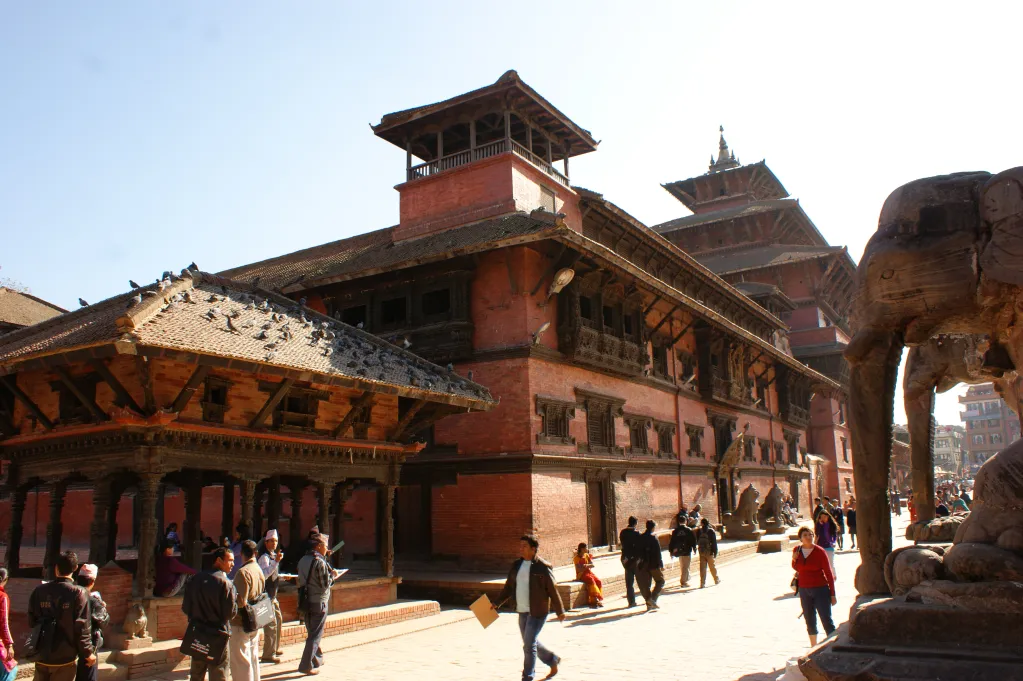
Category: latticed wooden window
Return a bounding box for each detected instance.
[589,406,610,447]
[655,422,675,456]
[744,437,755,461]
[352,402,373,439]
[760,439,771,463]
[651,344,668,378]
[201,375,231,424]
[536,397,575,445]
[685,424,704,457]
[624,414,650,454]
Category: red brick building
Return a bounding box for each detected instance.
[221,72,840,569]
[959,383,1021,476]
[654,129,857,503]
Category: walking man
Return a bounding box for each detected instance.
[257,530,284,665]
[636,520,665,611]
[297,533,341,675]
[618,516,642,608]
[494,535,565,681]
[230,541,264,681]
[28,551,95,681]
[181,547,237,681]
[696,518,720,588]
[668,518,697,588]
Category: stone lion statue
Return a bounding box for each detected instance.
[734,483,760,526]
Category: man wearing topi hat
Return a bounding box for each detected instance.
[296,534,343,675]
[256,530,284,664]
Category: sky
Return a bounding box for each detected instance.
[2,2,1020,427]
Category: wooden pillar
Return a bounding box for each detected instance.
[405,139,412,177]
[5,482,26,573]
[546,136,552,164]
[183,476,203,568]
[155,483,166,548]
[436,129,444,162]
[469,120,476,151]
[289,483,305,542]
[43,480,68,580]
[88,477,114,565]
[316,482,330,531]
[136,473,162,598]
[267,477,282,530]
[563,144,570,179]
[221,480,235,540]
[504,110,511,150]
[526,123,533,154]
[380,483,396,577]
[239,477,257,530]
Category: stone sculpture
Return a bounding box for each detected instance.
[122,603,148,639]
[756,484,787,534]
[723,483,763,540]
[845,166,1023,595]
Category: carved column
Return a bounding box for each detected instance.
[135,473,162,598]
[239,477,257,531]
[88,477,114,565]
[221,480,235,540]
[43,479,68,580]
[380,483,396,577]
[5,480,26,573]
[289,484,305,543]
[267,477,282,530]
[183,476,203,568]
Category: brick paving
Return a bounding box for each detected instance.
[140,514,911,681]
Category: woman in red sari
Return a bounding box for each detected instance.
[573,543,604,608]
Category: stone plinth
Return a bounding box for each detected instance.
[757,536,792,553]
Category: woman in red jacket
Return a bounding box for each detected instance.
[792,526,837,646]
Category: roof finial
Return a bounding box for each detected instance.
[709,125,740,173]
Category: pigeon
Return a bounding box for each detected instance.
[162,271,173,281]
[188,262,199,272]
[183,291,195,304]
[79,298,89,307]
[265,341,279,350]
[356,321,364,329]
[402,338,412,349]
[256,330,268,340]
[143,290,159,298]
[265,351,276,362]
[467,370,474,382]
[129,280,140,289]
[446,363,454,372]
[180,268,194,279]
[299,297,307,307]
[127,293,142,308]
[226,316,240,334]
[323,347,332,356]
[205,308,219,321]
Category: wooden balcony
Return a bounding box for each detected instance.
[407,138,570,187]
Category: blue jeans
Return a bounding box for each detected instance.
[517,613,559,681]
[799,586,835,636]
[299,603,327,673]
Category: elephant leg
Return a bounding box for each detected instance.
[849,330,903,596]
[903,348,936,524]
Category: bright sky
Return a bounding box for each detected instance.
[3,2,1019,426]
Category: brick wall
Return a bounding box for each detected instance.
[95,561,134,627]
[431,473,531,569]
[613,473,680,537]
[531,472,587,565]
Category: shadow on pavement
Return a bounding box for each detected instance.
[735,670,784,681]
[565,608,648,627]
[772,591,798,601]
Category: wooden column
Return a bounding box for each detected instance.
[405,139,412,178]
[469,120,476,152]
[88,477,114,565]
[504,110,511,150]
[5,480,26,573]
[436,130,444,162]
[221,480,235,540]
[380,483,396,578]
[155,483,166,548]
[289,484,305,542]
[43,480,68,580]
[563,144,570,179]
[183,476,203,568]
[527,123,533,154]
[239,477,257,530]
[267,477,282,530]
[546,136,552,164]
[136,473,162,598]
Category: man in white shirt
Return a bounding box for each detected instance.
[256,530,284,664]
[494,535,566,681]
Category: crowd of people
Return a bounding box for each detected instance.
[904,482,972,522]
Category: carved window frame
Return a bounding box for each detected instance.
[685,423,705,458]
[758,437,771,464]
[623,413,653,456]
[775,442,785,464]
[352,401,373,440]
[840,437,849,463]
[576,388,625,455]
[783,429,800,465]
[536,396,576,446]
[651,342,669,380]
[260,382,330,432]
[743,436,756,462]
[201,375,232,424]
[654,420,676,457]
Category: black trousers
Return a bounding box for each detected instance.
[622,558,639,605]
[299,604,328,672]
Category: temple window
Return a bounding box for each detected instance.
[651,344,669,379]
[379,297,408,329]
[201,376,231,424]
[342,305,368,329]
[53,375,99,424]
[539,186,556,213]
[536,396,575,445]
[759,438,771,463]
[420,288,451,319]
[685,423,704,457]
[624,414,650,454]
[271,386,326,431]
[656,422,675,456]
[841,437,849,462]
[744,437,755,461]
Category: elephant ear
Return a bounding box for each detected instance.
[980,168,1023,286]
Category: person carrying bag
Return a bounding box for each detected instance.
[181,547,237,681]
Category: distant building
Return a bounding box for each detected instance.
[959,383,1021,475]
[932,424,965,479]
[892,425,911,491]
[0,287,64,336]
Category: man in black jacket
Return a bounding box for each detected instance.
[28,551,94,681]
[494,535,565,681]
[618,516,642,608]
[696,517,720,588]
[636,520,665,612]
[182,547,237,681]
[668,520,697,588]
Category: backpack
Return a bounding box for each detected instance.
[697,529,713,555]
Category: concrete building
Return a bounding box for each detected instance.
[959,383,1021,475]
[932,424,965,480]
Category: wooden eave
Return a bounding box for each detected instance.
[551,228,841,392]
[577,191,786,332]
[661,161,788,209]
[0,340,495,413]
[372,71,598,160]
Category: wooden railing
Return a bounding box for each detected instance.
[406,138,570,187]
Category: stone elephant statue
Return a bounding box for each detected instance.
[846,166,1023,595]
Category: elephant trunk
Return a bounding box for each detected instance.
[848,330,904,596]
[903,349,937,524]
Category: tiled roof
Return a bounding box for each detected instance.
[219,212,563,292]
[0,288,65,329]
[0,273,495,409]
[652,199,797,234]
[697,245,846,275]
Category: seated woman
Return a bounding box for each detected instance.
[573,543,604,608]
[154,540,197,597]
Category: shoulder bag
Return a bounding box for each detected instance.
[296,555,318,613]
[180,622,228,665]
[241,592,274,633]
